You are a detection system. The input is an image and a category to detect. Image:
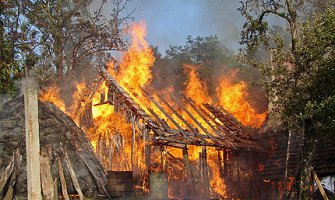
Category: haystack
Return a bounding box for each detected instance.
[0,96,108,198]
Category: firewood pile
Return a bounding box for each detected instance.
[0,97,109,199]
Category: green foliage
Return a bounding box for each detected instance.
[240,0,335,138]
[0,0,132,93]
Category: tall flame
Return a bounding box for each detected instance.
[114,21,155,93]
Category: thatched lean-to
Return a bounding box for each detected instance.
[0,96,107,198]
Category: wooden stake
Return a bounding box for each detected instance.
[24,83,42,200]
[61,145,84,200]
[57,156,70,200]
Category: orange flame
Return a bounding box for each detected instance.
[40,85,66,113]
[39,20,268,199]
[183,64,212,105]
[216,72,266,128]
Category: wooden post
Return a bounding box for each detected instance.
[183,145,195,197]
[144,128,151,171]
[217,149,224,179]
[24,79,42,200]
[201,147,210,199]
[131,117,136,170]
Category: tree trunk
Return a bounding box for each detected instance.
[300,130,316,200]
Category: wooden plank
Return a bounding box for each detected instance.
[3,187,13,200]
[57,156,70,200]
[312,168,329,200]
[0,152,15,192]
[40,151,55,200]
[4,149,22,200]
[53,178,58,200]
[61,145,84,200]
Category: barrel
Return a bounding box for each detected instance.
[149,172,168,200]
[106,171,134,199]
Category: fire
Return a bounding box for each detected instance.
[40,85,66,113]
[183,64,212,105]
[216,72,266,128]
[111,21,155,95]
[39,20,268,200]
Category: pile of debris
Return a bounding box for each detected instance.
[0,97,108,199]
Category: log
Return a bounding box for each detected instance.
[61,145,84,200]
[57,156,70,200]
[312,168,329,200]
[40,151,55,200]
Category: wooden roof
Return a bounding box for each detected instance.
[98,66,265,152]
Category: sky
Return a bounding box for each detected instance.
[127,0,245,54]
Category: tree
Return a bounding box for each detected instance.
[25,0,132,82]
[0,0,132,94]
[0,0,35,95]
[239,0,335,198]
[159,36,239,95]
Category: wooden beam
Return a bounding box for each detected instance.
[171,95,216,143]
[0,152,15,193]
[40,151,55,200]
[184,97,222,137]
[312,168,329,200]
[151,88,196,133]
[4,149,22,200]
[141,88,190,140]
[57,156,70,200]
[61,145,84,200]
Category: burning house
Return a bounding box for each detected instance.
[0,22,306,199]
